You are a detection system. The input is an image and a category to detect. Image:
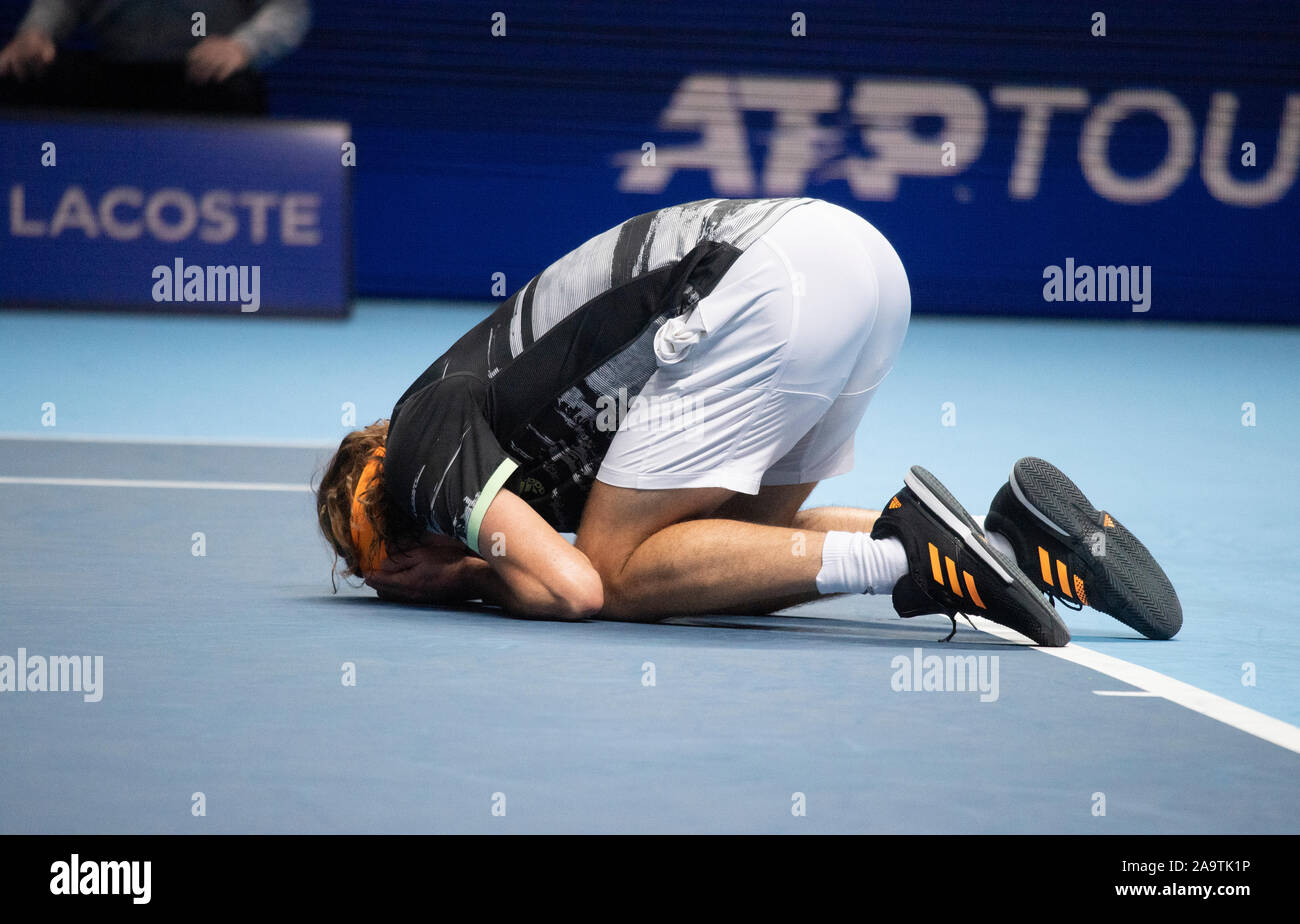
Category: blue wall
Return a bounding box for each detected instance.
[5,1,1298,321]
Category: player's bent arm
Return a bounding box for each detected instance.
[475,489,604,621]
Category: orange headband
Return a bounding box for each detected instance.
[349,447,388,575]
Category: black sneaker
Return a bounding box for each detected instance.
[985,457,1182,640]
[872,465,1070,647]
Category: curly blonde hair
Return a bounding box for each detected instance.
[315,419,419,582]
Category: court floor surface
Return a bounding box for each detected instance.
[2,303,1297,833]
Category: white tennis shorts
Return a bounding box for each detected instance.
[597,199,912,494]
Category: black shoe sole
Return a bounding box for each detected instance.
[905,465,1071,647]
[999,458,1182,640]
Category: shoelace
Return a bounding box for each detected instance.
[1045,589,1084,612]
[941,612,979,642]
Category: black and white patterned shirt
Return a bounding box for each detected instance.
[384,197,814,552]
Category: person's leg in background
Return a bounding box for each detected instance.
[178,66,268,114]
[117,61,268,114]
[0,47,116,109]
[0,51,265,115]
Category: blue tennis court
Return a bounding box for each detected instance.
[3,303,1296,834]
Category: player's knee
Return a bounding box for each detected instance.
[590,570,660,623]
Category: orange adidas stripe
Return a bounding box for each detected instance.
[963,572,986,609]
[1057,560,1073,597]
[945,557,963,596]
[1038,547,1053,586]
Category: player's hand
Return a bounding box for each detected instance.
[364,536,483,604]
[185,36,251,85]
[0,30,56,82]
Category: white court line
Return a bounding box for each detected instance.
[970,615,1300,755]
[0,431,335,449]
[0,475,310,492]
[7,462,1298,756]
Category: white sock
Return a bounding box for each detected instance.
[816,531,908,595]
[973,515,1017,562]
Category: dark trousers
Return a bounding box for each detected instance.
[0,48,267,115]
